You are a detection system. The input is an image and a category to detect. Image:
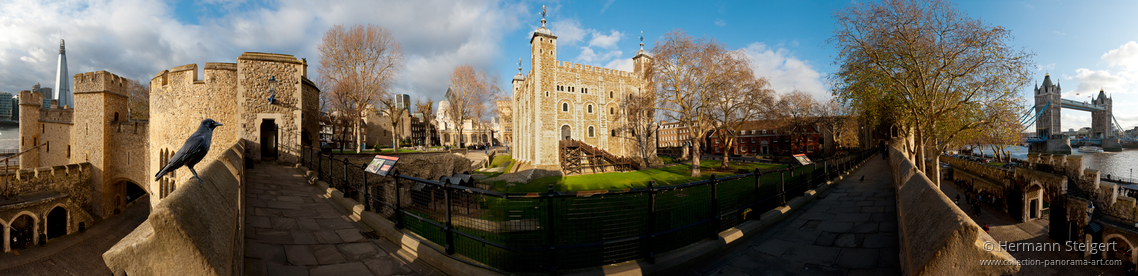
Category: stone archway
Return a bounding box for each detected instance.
[1105,234,1135,265]
[46,206,67,239]
[561,125,571,141]
[8,212,38,251]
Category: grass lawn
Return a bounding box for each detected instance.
[658,155,678,164]
[380,148,422,153]
[490,160,786,193]
[489,154,514,168]
[330,149,377,154]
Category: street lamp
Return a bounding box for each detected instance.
[267,76,277,104]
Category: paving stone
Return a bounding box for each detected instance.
[849,267,903,276]
[278,196,304,203]
[310,262,373,276]
[834,233,862,248]
[296,218,321,230]
[864,234,898,249]
[245,258,268,276]
[860,206,885,213]
[317,218,356,230]
[272,217,300,229]
[851,222,879,234]
[266,263,309,276]
[246,241,287,263]
[833,213,872,222]
[337,229,366,242]
[313,244,347,265]
[835,248,879,269]
[291,230,319,245]
[268,201,302,210]
[314,230,344,244]
[338,242,380,261]
[800,220,821,231]
[878,222,897,233]
[754,238,796,257]
[284,245,319,266]
[249,216,272,228]
[782,244,841,266]
[284,209,320,218]
[814,232,837,246]
[816,221,854,232]
[870,213,894,222]
[255,230,295,244]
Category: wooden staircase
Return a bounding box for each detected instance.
[558,139,639,175]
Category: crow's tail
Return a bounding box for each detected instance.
[155,164,174,181]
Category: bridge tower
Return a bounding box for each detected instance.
[1090,89,1113,138]
[1034,73,1062,138]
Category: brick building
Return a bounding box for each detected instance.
[704,120,826,158]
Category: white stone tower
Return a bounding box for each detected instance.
[54,39,74,108]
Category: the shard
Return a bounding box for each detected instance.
[53,39,73,108]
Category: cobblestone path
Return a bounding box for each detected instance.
[696,154,902,276]
[243,163,442,276]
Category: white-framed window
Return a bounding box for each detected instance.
[588,126,595,137]
[588,104,593,113]
[562,103,568,112]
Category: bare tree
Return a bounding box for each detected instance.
[830,0,1033,184]
[709,71,776,169]
[776,90,821,156]
[415,98,434,146]
[814,99,858,153]
[447,64,498,147]
[126,78,149,120]
[377,97,407,152]
[617,83,660,168]
[318,24,404,153]
[651,30,751,177]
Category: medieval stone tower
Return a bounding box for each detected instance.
[510,8,655,167]
[1034,73,1061,138]
[1091,89,1113,138]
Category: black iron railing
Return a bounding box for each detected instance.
[299,145,876,272]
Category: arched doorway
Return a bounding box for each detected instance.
[125,181,147,204]
[46,207,67,239]
[9,214,35,250]
[561,125,571,140]
[1107,237,1133,265]
[260,119,278,160]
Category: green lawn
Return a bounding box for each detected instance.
[658,155,678,164]
[489,154,514,168]
[489,160,786,193]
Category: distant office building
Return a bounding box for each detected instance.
[54,39,74,108]
[0,92,13,120]
[395,94,411,111]
[30,84,52,108]
[10,94,18,121]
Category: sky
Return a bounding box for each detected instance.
[2,0,1138,132]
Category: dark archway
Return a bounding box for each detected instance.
[125,181,147,204]
[561,125,571,141]
[47,207,67,239]
[260,119,278,159]
[10,214,34,250]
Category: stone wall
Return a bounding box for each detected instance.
[103,140,246,276]
[237,52,317,163]
[0,162,96,252]
[889,145,1019,275]
[940,155,1010,182]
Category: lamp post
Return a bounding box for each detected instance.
[267,76,277,104]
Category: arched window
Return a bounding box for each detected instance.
[588,105,593,113]
[610,107,614,114]
[611,130,616,137]
[114,112,119,121]
[588,126,594,137]
[562,103,568,112]
[610,91,613,98]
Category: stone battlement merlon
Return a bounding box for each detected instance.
[555,60,633,77]
[238,52,302,64]
[73,70,127,97]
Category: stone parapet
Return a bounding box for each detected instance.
[102,140,246,276]
[890,145,1019,275]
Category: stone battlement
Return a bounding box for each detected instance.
[556,60,632,77]
[73,70,127,96]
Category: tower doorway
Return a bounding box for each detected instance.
[561,125,571,140]
[47,207,67,239]
[261,119,278,160]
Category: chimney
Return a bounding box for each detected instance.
[301,58,308,78]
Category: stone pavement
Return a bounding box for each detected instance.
[695,154,902,275]
[939,179,1126,276]
[0,197,149,275]
[243,163,443,276]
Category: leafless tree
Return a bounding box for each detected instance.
[377,96,407,152]
[814,99,858,153]
[447,64,498,147]
[318,24,404,153]
[776,90,821,156]
[126,78,149,121]
[415,97,434,146]
[651,30,751,177]
[709,69,776,169]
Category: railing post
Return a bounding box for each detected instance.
[753,169,762,219]
[342,158,350,193]
[361,163,371,211]
[393,169,403,229]
[812,163,819,189]
[443,179,455,255]
[546,184,557,272]
[646,181,657,263]
[778,170,787,206]
[710,174,720,240]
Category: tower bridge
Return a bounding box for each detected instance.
[1025,73,1134,153]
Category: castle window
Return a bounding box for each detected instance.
[588,126,594,137]
[114,112,119,121]
[610,91,613,98]
[583,88,587,94]
[610,107,614,114]
[611,130,616,137]
[562,103,568,112]
[588,105,593,113]
[546,91,549,97]
[42,124,44,133]
[67,145,70,158]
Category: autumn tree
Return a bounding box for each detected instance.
[776,90,821,156]
[377,96,407,152]
[447,64,498,147]
[814,98,858,153]
[652,30,752,177]
[709,70,776,169]
[830,0,1033,184]
[616,80,661,168]
[318,24,404,153]
[126,78,149,120]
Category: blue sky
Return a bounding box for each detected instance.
[2,0,1137,131]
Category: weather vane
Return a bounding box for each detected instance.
[640,31,644,49]
[541,5,547,27]
[518,58,522,74]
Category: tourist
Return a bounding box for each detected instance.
[982,223,990,233]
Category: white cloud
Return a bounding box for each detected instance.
[714,19,726,27]
[588,30,623,49]
[741,42,828,101]
[1066,41,1138,129]
[1102,41,1138,70]
[600,0,616,13]
[549,18,587,46]
[0,0,529,105]
[603,58,633,72]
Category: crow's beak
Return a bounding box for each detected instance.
[216,123,224,127]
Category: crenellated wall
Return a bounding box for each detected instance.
[103,140,245,276]
[0,162,97,252]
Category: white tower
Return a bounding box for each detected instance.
[53,39,73,108]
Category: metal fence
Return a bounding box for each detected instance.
[299,146,876,273]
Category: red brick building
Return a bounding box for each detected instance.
[705,120,825,158]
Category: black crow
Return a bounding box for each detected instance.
[154,119,223,182]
